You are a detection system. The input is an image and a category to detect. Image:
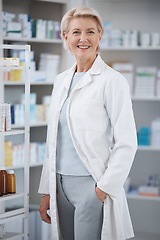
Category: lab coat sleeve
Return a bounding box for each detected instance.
[97,72,138,197]
[38,132,50,194]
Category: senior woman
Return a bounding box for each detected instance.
[38,6,137,240]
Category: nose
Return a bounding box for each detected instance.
[79,32,88,42]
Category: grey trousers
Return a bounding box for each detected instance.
[56,173,103,240]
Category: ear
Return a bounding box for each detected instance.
[99,31,103,41]
[63,31,68,41]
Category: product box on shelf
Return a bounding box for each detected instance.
[138,186,159,197]
[134,66,157,97]
[0,57,19,67]
[0,103,11,132]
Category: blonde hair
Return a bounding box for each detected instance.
[61,6,104,52]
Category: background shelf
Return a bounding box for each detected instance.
[0,232,24,240]
[3,36,62,44]
[0,130,25,136]
[0,193,25,202]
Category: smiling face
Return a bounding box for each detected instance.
[63,17,103,64]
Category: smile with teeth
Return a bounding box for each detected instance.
[77,45,90,49]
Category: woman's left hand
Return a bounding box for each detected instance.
[95,186,107,203]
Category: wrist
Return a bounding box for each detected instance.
[42,194,50,198]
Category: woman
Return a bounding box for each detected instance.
[38,6,137,240]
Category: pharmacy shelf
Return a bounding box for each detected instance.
[0,193,25,202]
[101,46,160,51]
[0,130,25,136]
[0,66,23,70]
[4,81,53,85]
[11,122,47,128]
[127,194,160,202]
[0,232,24,240]
[5,163,43,170]
[0,208,27,224]
[36,0,67,3]
[132,96,160,101]
[138,146,160,151]
[29,162,43,168]
[30,81,53,85]
[134,231,160,240]
[3,37,62,44]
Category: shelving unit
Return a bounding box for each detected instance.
[3,36,62,44]
[0,44,30,239]
[1,0,68,213]
[127,194,160,202]
[4,82,53,86]
[101,46,160,51]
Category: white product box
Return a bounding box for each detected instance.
[156,70,160,96]
[134,67,157,97]
[47,21,54,39]
[7,21,21,31]
[0,104,6,132]
[9,58,20,67]
[4,103,11,131]
[129,30,138,47]
[0,58,9,67]
[121,30,130,47]
[151,118,160,147]
[140,32,151,47]
[138,186,159,197]
[151,32,160,47]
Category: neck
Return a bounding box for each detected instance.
[76,55,97,72]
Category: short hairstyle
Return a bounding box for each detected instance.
[61,6,104,52]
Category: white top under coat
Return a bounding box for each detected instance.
[56,71,90,175]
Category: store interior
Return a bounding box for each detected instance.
[0,0,160,239]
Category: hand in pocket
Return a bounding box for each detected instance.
[95,186,107,203]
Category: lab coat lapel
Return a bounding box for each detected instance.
[69,55,103,90]
[64,63,76,91]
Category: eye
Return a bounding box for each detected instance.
[72,31,79,35]
[88,31,95,34]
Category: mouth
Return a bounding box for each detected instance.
[77,45,90,49]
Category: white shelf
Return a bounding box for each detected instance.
[127,194,160,202]
[132,96,160,101]
[36,0,67,3]
[30,81,53,85]
[5,165,25,170]
[101,46,160,51]
[4,81,53,85]
[0,232,24,240]
[30,162,43,167]
[134,231,160,240]
[0,130,25,136]
[11,122,47,128]
[5,163,43,170]
[0,208,27,224]
[0,66,23,70]
[3,36,62,44]
[0,193,25,202]
[138,146,160,151]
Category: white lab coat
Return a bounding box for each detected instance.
[38,55,137,240]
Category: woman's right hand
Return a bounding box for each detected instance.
[39,195,51,224]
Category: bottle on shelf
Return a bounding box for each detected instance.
[7,170,16,194]
[0,170,3,196]
[0,167,8,195]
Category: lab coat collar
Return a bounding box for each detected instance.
[64,55,104,90]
